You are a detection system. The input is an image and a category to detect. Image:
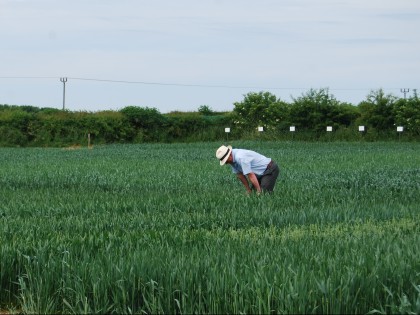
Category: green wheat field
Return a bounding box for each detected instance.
[1,141,419,314]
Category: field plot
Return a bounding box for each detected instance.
[1,141,419,314]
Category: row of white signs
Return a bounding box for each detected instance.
[224,126,405,132]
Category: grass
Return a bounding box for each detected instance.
[0,141,419,314]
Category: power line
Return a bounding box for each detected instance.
[0,76,411,92]
[0,76,307,90]
[70,77,280,89]
[0,76,58,80]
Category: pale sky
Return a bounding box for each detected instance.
[1,0,419,113]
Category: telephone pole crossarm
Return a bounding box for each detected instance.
[60,77,68,110]
[400,88,410,99]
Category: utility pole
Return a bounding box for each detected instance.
[60,77,68,110]
[400,88,409,99]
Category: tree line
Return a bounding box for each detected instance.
[232,88,419,140]
[0,88,419,147]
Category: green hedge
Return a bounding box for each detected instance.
[0,105,233,147]
[0,104,418,147]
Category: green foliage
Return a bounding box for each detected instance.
[120,106,165,129]
[357,89,397,131]
[0,142,419,314]
[290,88,349,132]
[1,85,419,147]
[119,106,167,142]
[0,105,234,146]
[232,89,363,138]
[165,111,230,142]
[233,91,289,131]
[198,105,214,116]
[393,91,420,135]
[80,111,134,143]
[0,109,32,146]
[0,126,28,146]
[0,104,59,114]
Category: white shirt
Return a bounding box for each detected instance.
[230,149,271,176]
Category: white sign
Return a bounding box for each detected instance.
[225,127,230,133]
[359,126,365,132]
[326,126,333,132]
[258,126,264,132]
[290,126,296,132]
[397,126,404,132]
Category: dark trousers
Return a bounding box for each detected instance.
[255,160,280,193]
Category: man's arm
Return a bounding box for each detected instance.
[247,172,262,194]
[236,173,252,194]
[237,172,261,194]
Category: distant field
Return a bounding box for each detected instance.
[1,141,419,314]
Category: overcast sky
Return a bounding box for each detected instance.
[1,0,419,113]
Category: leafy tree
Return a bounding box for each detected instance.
[233,91,288,131]
[120,106,167,142]
[265,99,291,131]
[289,88,342,132]
[357,89,397,131]
[393,90,420,135]
[330,103,360,127]
[198,105,214,116]
[120,106,165,128]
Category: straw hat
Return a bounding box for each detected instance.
[216,145,232,165]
